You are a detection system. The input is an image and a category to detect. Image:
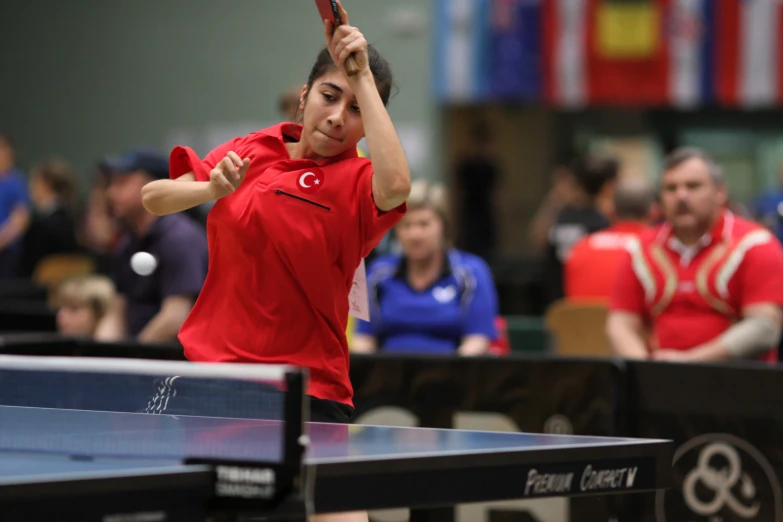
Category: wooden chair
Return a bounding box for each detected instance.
[545,299,612,357]
[32,254,96,291]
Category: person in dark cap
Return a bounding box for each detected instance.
[95,147,208,344]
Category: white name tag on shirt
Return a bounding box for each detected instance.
[349,258,370,321]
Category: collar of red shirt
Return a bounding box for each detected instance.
[261,123,360,165]
[655,209,735,264]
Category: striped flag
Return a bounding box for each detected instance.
[544,0,669,107]
[544,0,783,107]
[667,0,714,107]
[664,0,783,107]
[488,0,544,100]
[434,0,783,107]
[714,0,783,107]
[433,0,492,102]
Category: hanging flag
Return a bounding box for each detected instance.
[596,0,660,59]
[669,0,783,108]
[488,0,543,99]
[544,0,698,107]
[542,0,589,106]
[714,0,783,107]
[584,0,668,105]
[667,0,714,108]
[433,0,492,102]
[436,0,783,107]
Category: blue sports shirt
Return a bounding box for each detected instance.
[355,249,499,354]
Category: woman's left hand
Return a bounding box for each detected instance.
[323,0,369,77]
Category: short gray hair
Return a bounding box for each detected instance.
[663,147,725,185]
[613,177,656,220]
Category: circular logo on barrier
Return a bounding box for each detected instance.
[543,414,573,435]
[656,434,782,522]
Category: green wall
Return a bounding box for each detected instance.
[0,0,436,188]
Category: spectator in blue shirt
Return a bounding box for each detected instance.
[351,180,499,355]
[0,133,31,278]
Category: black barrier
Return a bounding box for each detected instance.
[0,279,48,301]
[0,300,57,333]
[0,333,78,354]
[0,333,184,360]
[350,353,626,522]
[626,360,783,522]
[350,353,622,435]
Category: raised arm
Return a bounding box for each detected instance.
[326,3,410,211]
[352,73,410,211]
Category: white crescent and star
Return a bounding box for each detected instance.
[299,172,320,189]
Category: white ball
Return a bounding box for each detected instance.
[130,251,157,276]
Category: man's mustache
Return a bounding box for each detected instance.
[674,202,691,213]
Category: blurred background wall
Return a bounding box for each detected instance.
[0,0,437,183]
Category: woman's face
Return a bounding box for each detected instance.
[57,300,98,338]
[29,174,51,209]
[300,70,365,158]
[396,208,444,262]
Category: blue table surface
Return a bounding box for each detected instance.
[0,405,660,482]
[0,453,186,482]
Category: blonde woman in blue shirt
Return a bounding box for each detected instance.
[352,180,498,355]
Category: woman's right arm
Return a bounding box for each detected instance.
[141,152,250,216]
[141,173,214,216]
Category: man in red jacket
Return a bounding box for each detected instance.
[607,148,783,362]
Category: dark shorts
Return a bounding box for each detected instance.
[308,396,353,424]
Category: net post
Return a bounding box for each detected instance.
[282,368,308,470]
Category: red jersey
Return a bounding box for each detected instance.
[168,123,406,405]
[610,211,783,361]
[565,221,648,301]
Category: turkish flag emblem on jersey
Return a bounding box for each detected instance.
[296,170,324,194]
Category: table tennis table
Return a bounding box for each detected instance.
[0,356,673,521]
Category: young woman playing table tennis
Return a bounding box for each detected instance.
[141,0,409,434]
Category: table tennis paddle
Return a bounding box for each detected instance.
[315,0,361,76]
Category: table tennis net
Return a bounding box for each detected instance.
[0,356,296,420]
[0,356,306,463]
